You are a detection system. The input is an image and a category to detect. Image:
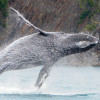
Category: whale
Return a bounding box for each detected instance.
[0,31,99,88]
[0,7,99,88]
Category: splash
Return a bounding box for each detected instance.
[0,85,98,96]
[0,66,100,96]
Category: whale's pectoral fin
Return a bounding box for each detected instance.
[35,66,52,88]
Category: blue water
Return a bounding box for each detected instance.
[0,66,100,100]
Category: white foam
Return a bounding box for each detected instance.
[0,85,42,94]
[0,85,99,96]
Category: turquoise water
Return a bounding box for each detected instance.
[0,66,100,100]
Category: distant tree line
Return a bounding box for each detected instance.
[0,0,8,28]
[78,0,100,32]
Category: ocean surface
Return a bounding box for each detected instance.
[0,66,100,100]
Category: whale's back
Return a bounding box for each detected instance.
[0,33,59,70]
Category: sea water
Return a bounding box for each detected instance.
[0,66,100,100]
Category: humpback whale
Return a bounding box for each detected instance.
[0,7,99,88]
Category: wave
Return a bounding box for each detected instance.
[0,86,98,97]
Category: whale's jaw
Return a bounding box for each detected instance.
[62,34,99,56]
[78,37,99,53]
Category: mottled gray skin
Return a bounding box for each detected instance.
[0,31,99,88]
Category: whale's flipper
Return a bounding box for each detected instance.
[35,65,52,88]
[10,7,65,36]
[10,7,45,33]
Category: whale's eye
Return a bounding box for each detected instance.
[76,41,90,48]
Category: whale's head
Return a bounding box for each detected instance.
[62,33,99,55]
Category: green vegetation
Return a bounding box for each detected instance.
[85,24,97,31]
[79,0,94,9]
[78,0,100,31]
[78,10,91,24]
[0,0,9,28]
[0,0,8,9]
[85,21,98,31]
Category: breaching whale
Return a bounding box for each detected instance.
[0,7,99,88]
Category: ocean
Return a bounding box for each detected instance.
[0,66,100,100]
